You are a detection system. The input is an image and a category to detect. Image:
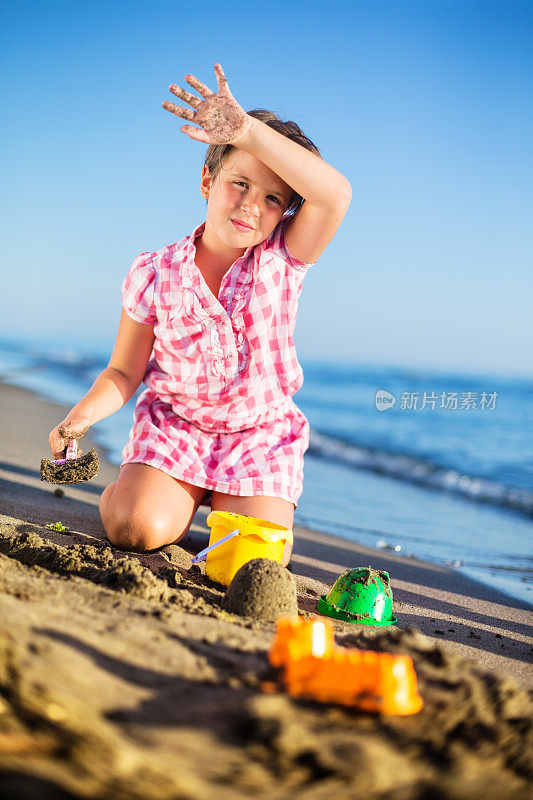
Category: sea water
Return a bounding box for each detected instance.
[0,333,531,606]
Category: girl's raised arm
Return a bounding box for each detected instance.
[163,63,352,265]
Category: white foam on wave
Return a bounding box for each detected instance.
[308,429,533,517]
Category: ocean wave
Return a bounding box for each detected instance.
[308,429,533,518]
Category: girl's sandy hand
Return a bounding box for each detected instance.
[162,63,253,146]
[49,415,91,459]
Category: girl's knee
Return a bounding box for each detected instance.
[104,508,175,552]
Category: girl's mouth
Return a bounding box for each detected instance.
[231,219,254,232]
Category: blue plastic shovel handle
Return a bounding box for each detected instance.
[191,528,240,564]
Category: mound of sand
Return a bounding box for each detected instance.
[222,558,298,621]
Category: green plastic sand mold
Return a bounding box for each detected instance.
[318,566,397,626]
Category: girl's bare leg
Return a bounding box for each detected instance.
[210,492,295,567]
[99,463,209,552]
[99,482,116,519]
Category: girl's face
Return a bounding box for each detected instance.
[200,150,293,250]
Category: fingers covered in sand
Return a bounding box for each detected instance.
[49,415,91,459]
[163,63,252,146]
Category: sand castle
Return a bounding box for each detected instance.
[223,558,298,621]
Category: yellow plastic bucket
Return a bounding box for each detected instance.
[204,511,293,587]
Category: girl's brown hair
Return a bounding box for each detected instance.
[203,108,322,217]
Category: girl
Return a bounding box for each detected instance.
[48,63,352,567]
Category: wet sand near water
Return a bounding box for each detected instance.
[1,381,532,799]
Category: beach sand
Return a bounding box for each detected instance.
[0,381,532,799]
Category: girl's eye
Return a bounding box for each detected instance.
[234,182,280,205]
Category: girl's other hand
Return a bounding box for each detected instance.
[162,63,252,146]
[49,414,91,460]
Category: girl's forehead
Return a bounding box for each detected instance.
[230,150,261,170]
[223,151,289,193]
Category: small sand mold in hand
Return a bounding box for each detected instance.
[318,566,397,625]
[41,438,100,485]
[222,558,298,622]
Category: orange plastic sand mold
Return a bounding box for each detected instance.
[268,616,423,716]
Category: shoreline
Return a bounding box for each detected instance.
[1,354,532,604]
[1,378,532,688]
[2,364,532,602]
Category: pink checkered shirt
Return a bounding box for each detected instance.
[121,214,315,434]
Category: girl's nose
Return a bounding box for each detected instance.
[241,198,260,216]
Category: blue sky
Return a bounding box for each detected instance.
[1,0,532,377]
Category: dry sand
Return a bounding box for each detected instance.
[0,381,532,799]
